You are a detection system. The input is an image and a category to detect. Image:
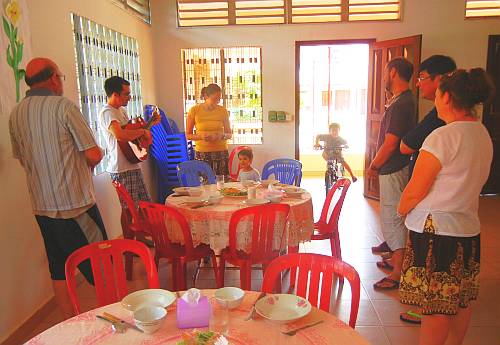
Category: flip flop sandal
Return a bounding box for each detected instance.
[373,277,400,290]
[376,260,394,270]
[381,252,393,260]
[400,310,422,324]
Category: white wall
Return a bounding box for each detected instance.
[0,0,156,341]
[1,0,499,341]
[150,0,499,171]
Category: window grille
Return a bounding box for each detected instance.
[465,0,500,18]
[177,0,401,26]
[182,47,263,145]
[72,14,144,174]
[109,0,152,24]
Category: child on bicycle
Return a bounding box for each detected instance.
[237,148,261,182]
[314,123,357,182]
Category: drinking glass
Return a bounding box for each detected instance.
[216,175,225,190]
[209,297,229,336]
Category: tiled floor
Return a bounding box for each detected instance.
[18,178,500,345]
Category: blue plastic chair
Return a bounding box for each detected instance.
[262,159,303,186]
[177,160,216,187]
[144,104,180,135]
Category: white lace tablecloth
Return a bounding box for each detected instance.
[164,183,314,253]
[26,290,369,345]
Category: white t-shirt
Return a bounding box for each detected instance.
[238,168,261,182]
[405,121,493,237]
[98,104,138,173]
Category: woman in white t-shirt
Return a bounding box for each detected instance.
[397,68,495,345]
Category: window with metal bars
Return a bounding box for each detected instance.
[181,47,263,145]
[176,0,401,26]
[71,14,144,174]
[109,0,152,24]
[465,0,500,18]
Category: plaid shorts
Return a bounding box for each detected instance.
[109,169,151,209]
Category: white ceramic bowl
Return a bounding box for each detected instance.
[265,193,283,203]
[208,194,224,205]
[215,287,245,309]
[255,294,311,324]
[133,305,167,334]
[187,187,203,197]
[173,187,190,196]
[260,179,279,187]
[121,289,176,311]
[241,180,259,187]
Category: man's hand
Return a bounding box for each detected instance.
[366,166,379,179]
[313,144,322,150]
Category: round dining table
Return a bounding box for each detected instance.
[164,183,315,253]
[26,290,369,345]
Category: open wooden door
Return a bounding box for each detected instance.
[364,35,422,200]
[482,35,500,195]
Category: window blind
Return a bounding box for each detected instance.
[72,14,144,174]
[177,0,401,26]
[109,0,151,24]
[465,0,500,18]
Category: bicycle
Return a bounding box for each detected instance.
[314,144,348,195]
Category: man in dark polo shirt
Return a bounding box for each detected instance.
[367,57,416,289]
[401,55,456,176]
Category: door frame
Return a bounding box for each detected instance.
[294,39,375,160]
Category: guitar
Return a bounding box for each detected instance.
[118,107,161,164]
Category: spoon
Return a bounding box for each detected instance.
[96,315,126,333]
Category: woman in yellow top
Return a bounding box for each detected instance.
[186,83,232,176]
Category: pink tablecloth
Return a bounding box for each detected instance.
[26,290,369,345]
[165,183,314,253]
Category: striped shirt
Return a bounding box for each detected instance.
[9,88,98,218]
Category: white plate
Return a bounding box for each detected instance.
[284,187,306,196]
[260,179,279,187]
[121,289,176,311]
[255,294,311,324]
[243,199,270,206]
[173,187,190,196]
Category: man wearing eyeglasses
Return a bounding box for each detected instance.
[9,57,107,319]
[401,55,457,176]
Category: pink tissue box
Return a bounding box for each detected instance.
[176,296,210,329]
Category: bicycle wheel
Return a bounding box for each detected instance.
[325,169,334,195]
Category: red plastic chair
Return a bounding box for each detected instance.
[219,204,290,290]
[312,178,351,260]
[262,253,360,328]
[65,239,159,315]
[289,178,351,287]
[112,180,152,280]
[139,201,222,290]
[228,145,252,181]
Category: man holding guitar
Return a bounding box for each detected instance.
[99,76,159,208]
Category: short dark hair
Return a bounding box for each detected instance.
[387,57,414,82]
[238,149,253,160]
[205,83,222,97]
[439,68,495,116]
[419,55,456,78]
[200,87,207,100]
[25,67,54,86]
[104,76,130,97]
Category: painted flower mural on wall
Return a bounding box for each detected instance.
[3,0,25,102]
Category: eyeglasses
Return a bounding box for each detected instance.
[417,75,432,82]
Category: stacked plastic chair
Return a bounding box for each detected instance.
[144,105,193,202]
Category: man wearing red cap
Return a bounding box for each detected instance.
[9,57,107,318]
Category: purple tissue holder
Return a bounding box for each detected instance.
[176,296,210,329]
